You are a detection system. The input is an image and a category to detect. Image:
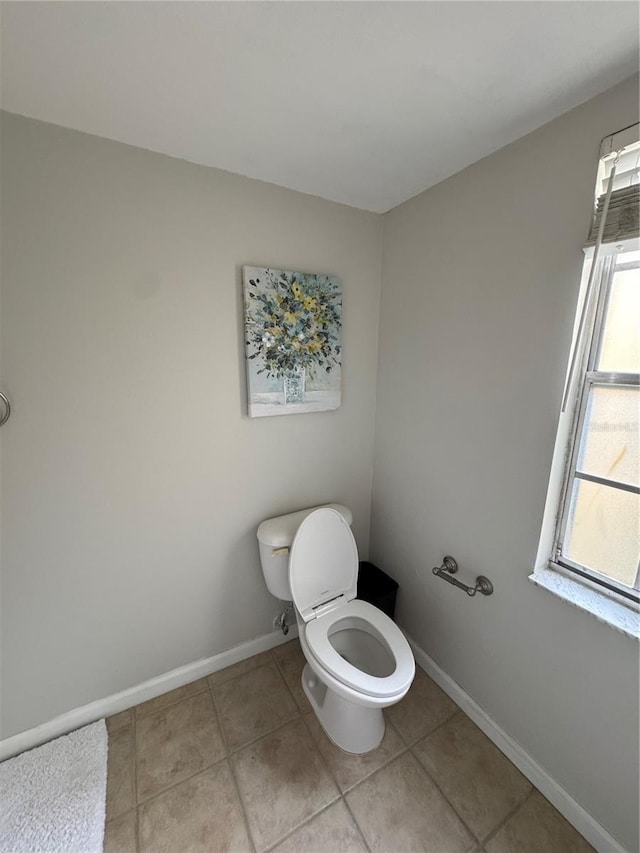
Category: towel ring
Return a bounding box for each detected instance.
[0,392,11,427]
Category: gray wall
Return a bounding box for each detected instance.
[2,78,638,848]
[0,112,382,738]
[372,75,639,851]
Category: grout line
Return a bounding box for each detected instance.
[134,690,230,807]
[341,744,409,796]
[407,744,480,849]
[208,681,233,756]
[120,647,344,850]
[128,654,306,808]
[405,704,490,848]
[209,649,302,728]
[395,704,462,749]
[480,786,536,848]
[298,712,343,794]
[402,696,543,848]
[269,648,305,710]
[127,638,305,748]
[341,793,373,853]
[209,683,257,853]
[122,646,285,725]
[208,651,277,691]
[132,712,140,853]
[222,644,337,853]
[119,648,584,852]
[211,645,342,853]
[339,751,422,852]
[127,652,482,851]
[302,709,411,798]
[105,717,141,849]
[225,712,303,758]
[410,733,535,851]
[340,749,409,795]
[128,649,499,850]
[134,680,210,721]
[260,795,343,853]
[270,641,309,713]
[134,807,140,853]
[134,754,229,810]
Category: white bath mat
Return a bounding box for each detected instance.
[0,719,107,853]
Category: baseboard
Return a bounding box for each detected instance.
[407,636,626,853]
[0,626,297,763]
[2,627,626,851]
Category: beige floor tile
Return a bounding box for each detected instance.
[104,809,137,853]
[106,709,134,734]
[136,690,225,802]
[386,666,458,744]
[272,640,311,711]
[213,660,298,751]
[346,752,474,853]
[413,713,532,840]
[270,639,299,663]
[208,650,273,687]
[304,711,406,793]
[271,800,368,853]
[485,791,594,853]
[138,761,251,853]
[135,677,209,718]
[106,725,135,821]
[232,718,339,851]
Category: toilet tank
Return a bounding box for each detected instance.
[257,503,353,600]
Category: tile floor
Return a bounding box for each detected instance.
[104,639,594,853]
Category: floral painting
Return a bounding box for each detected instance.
[243,266,342,417]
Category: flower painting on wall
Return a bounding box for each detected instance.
[243,266,342,417]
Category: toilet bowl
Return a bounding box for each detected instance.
[257,505,415,754]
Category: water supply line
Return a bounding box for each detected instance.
[275,604,294,635]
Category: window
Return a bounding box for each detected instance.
[553,246,639,601]
[539,125,640,618]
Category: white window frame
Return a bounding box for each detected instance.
[532,125,640,638]
[532,238,640,639]
[550,246,639,603]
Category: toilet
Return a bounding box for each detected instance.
[257,504,415,754]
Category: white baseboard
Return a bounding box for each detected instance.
[1,626,627,852]
[407,636,626,853]
[0,626,297,763]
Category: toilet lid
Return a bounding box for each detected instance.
[289,507,358,623]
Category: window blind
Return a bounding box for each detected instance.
[586,123,640,246]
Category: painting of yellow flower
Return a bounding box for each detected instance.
[243,266,342,417]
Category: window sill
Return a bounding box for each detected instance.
[528,569,640,640]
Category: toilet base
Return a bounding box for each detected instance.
[301,663,385,754]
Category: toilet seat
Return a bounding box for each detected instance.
[289,508,414,701]
[304,598,414,699]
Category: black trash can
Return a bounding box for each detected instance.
[357,561,399,621]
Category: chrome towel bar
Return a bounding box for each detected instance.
[432,556,493,597]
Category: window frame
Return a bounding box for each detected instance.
[550,247,640,603]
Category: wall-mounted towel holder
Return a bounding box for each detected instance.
[432,556,493,597]
[0,392,10,427]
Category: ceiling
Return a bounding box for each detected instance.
[1,2,638,213]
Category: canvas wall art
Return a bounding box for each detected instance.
[243,266,342,417]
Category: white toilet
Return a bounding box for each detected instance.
[257,504,415,754]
